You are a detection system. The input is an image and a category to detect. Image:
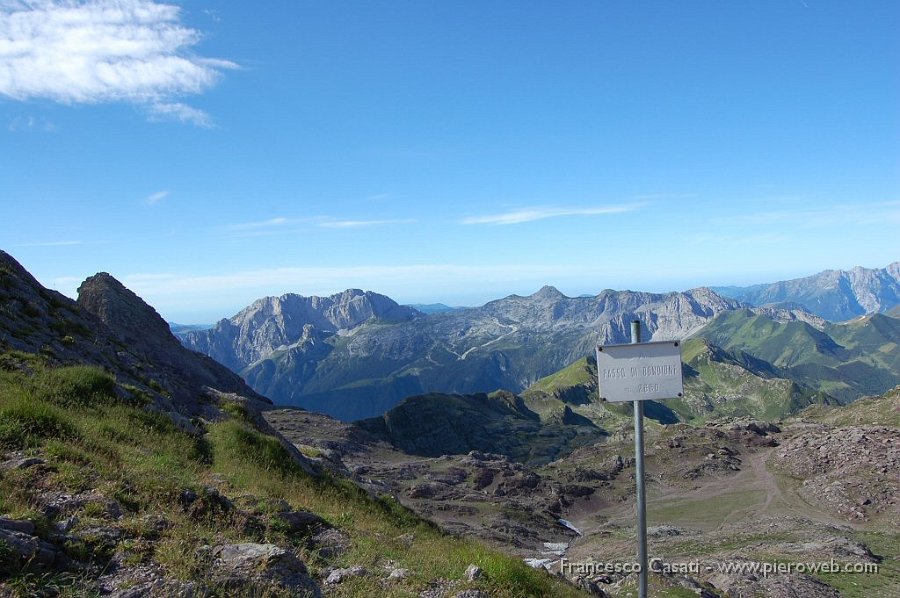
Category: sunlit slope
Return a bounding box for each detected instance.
[696,309,900,402]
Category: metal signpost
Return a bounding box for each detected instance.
[596,320,684,598]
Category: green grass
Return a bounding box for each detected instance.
[0,356,586,597]
[812,531,900,597]
[527,357,594,394]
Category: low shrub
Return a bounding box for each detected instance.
[32,366,117,408]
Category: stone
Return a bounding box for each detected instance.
[0,528,58,567]
[0,517,35,534]
[325,566,368,584]
[275,510,327,535]
[212,542,320,595]
[0,457,46,471]
[310,527,351,559]
[464,564,484,581]
[388,568,409,580]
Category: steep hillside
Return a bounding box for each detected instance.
[696,309,900,402]
[712,262,900,320]
[0,251,269,422]
[519,338,833,425]
[799,386,900,427]
[182,285,742,420]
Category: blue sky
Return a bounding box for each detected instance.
[2,1,898,322]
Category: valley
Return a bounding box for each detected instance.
[266,388,899,597]
[1,250,898,597]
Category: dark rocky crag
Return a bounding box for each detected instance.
[0,250,269,423]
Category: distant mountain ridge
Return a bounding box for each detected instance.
[181,285,744,420]
[181,289,419,371]
[712,262,900,321]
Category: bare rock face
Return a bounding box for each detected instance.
[77,273,173,352]
[75,271,270,416]
[180,289,420,371]
[714,262,900,321]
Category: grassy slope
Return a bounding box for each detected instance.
[798,385,900,427]
[0,352,585,597]
[695,310,900,403]
[520,339,828,424]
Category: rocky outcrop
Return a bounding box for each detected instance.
[179,289,420,371]
[0,250,268,421]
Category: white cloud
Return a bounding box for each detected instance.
[226,217,299,231]
[0,0,236,124]
[146,101,212,127]
[145,189,169,205]
[317,218,416,229]
[13,240,83,247]
[7,114,55,131]
[709,200,900,228]
[225,215,416,234]
[461,203,642,225]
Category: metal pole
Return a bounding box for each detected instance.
[631,319,648,598]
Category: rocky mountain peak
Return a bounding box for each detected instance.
[77,272,172,347]
[531,285,566,300]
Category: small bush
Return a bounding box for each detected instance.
[127,409,176,435]
[45,439,91,465]
[221,401,249,421]
[212,421,301,477]
[0,399,76,448]
[33,366,117,408]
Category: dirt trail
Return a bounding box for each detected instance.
[572,447,860,535]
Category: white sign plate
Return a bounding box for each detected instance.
[596,341,684,402]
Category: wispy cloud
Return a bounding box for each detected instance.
[225,215,416,234]
[0,0,236,126]
[146,102,213,127]
[226,217,304,232]
[7,115,55,132]
[710,200,900,228]
[461,203,643,225]
[145,190,170,205]
[317,218,416,229]
[14,240,83,248]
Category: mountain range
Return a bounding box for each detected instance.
[712,262,900,321]
[180,286,745,419]
[179,262,899,421]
